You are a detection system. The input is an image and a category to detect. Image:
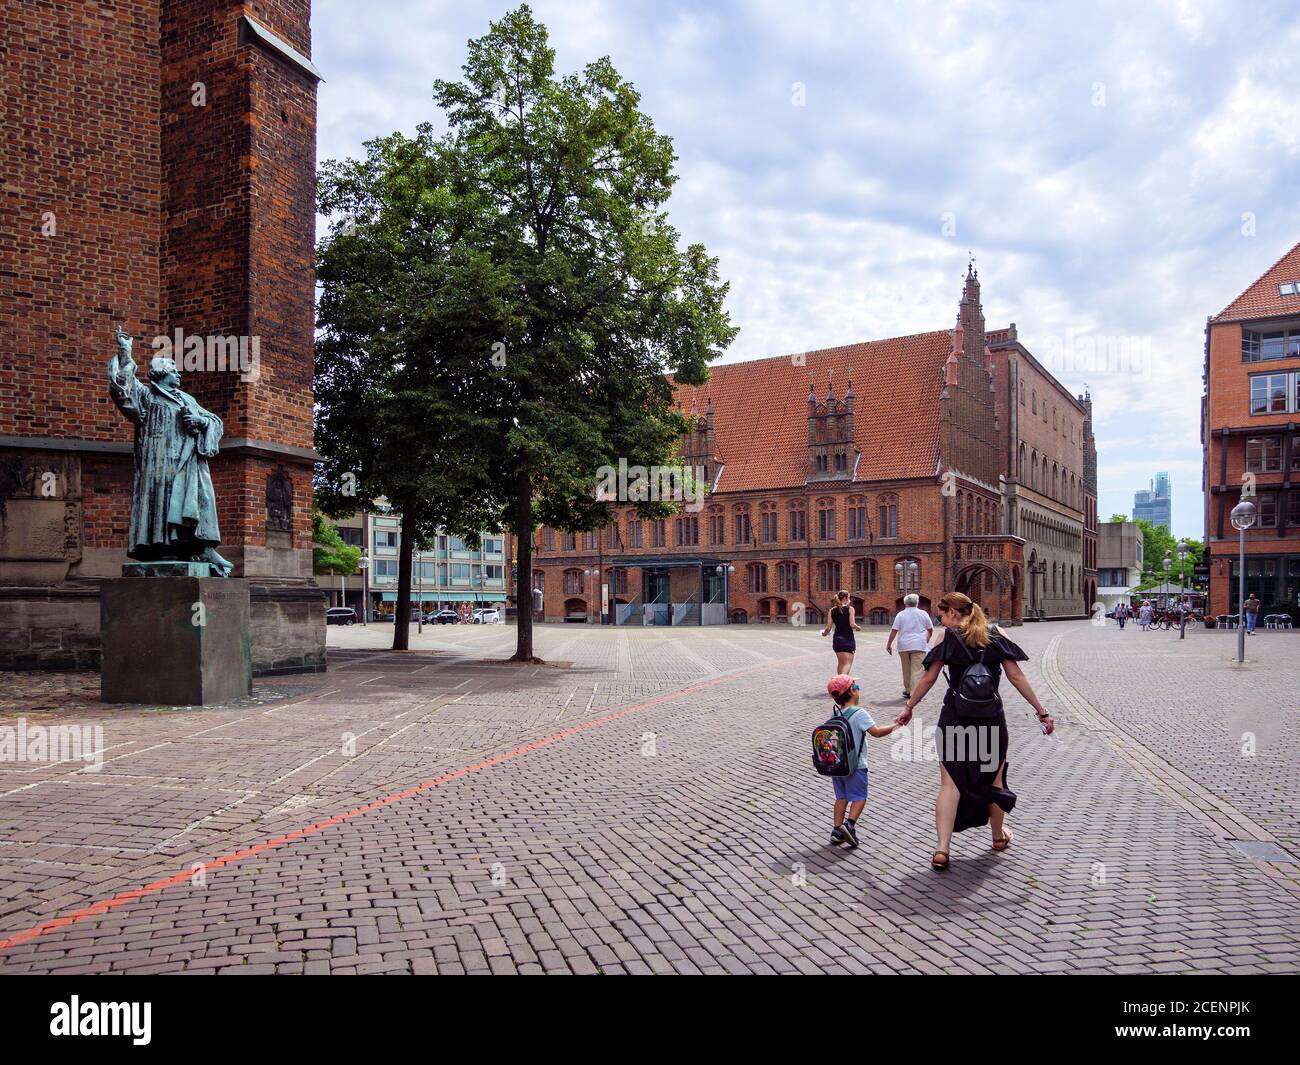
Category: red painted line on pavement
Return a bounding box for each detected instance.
[0,650,819,953]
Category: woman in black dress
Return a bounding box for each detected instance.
[820,590,860,673]
[894,591,1054,871]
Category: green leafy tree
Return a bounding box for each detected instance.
[315,130,510,649]
[434,5,738,661]
[312,508,361,577]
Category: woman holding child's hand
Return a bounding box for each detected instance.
[894,591,1054,872]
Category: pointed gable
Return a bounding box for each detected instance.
[1213,238,1300,322]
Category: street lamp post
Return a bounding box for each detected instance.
[584,567,600,624]
[714,563,736,624]
[1176,539,1188,640]
[358,554,370,626]
[895,560,919,607]
[1230,501,1257,663]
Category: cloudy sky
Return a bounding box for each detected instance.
[313,0,1300,539]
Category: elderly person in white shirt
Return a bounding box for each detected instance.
[886,593,935,699]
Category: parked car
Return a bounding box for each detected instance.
[372,611,393,622]
[471,608,502,624]
[433,609,460,625]
[325,607,357,626]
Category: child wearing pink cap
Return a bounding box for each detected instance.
[825,674,900,847]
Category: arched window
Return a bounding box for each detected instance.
[817,560,842,592]
[877,493,898,538]
[956,491,965,535]
[847,496,868,541]
[852,558,878,591]
[1029,450,1038,490]
[746,562,767,593]
[759,501,778,544]
[965,494,973,535]
[1041,457,1049,492]
[563,569,584,595]
[777,561,799,593]
[787,501,807,542]
[1018,443,1026,482]
[817,498,837,541]
[1052,463,1059,499]
[733,504,751,545]
[706,505,724,546]
[894,557,921,592]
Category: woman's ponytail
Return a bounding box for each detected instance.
[963,601,990,648]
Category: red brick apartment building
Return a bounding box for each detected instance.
[1202,239,1300,619]
[532,268,1096,626]
[0,2,325,672]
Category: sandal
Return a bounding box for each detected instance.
[992,826,1013,852]
[931,850,950,871]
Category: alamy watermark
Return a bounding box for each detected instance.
[1038,330,1151,382]
[889,714,1001,772]
[595,459,706,512]
[0,718,104,771]
[151,329,261,382]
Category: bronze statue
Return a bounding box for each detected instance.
[108,325,233,576]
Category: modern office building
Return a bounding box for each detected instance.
[1133,473,1172,530]
[1202,239,1300,619]
[1097,520,1145,613]
[317,511,508,618]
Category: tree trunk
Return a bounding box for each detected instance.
[511,471,540,662]
[393,506,417,651]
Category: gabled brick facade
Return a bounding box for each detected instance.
[1202,238,1300,619]
[531,268,1096,626]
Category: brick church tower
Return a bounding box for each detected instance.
[0,2,324,672]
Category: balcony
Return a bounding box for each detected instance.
[953,535,1025,565]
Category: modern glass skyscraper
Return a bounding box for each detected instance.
[1133,472,1172,530]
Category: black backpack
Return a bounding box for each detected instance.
[948,640,1002,721]
[811,706,865,777]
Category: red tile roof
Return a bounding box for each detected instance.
[1213,239,1300,322]
[673,330,953,493]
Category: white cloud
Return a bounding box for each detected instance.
[310,0,1300,538]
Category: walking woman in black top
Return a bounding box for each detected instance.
[820,590,860,673]
[894,591,1054,871]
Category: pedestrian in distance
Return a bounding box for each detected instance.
[817,675,901,848]
[821,590,860,673]
[886,593,934,699]
[1139,600,1152,631]
[1244,593,1261,635]
[895,591,1055,872]
[1115,601,1128,630]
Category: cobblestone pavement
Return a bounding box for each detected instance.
[0,620,1295,974]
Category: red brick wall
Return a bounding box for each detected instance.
[1,1,317,572]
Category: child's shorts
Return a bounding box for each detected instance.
[833,768,869,802]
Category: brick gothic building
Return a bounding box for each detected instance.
[0,2,325,672]
[1202,239,1300,619]
[532,268,1094,625]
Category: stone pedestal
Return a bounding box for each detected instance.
[100,577,252,705]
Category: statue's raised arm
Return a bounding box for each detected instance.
[108,324,142,423]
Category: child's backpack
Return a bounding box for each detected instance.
[949,643,1001,721]
[811,706,864,777]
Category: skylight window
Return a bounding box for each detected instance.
[1279,281,1300,296]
